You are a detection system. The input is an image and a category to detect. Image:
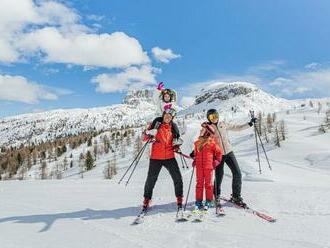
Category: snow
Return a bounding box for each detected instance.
[1,83,330,247]
[0,91,156,147]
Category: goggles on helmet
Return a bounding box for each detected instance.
[208,113,219,122]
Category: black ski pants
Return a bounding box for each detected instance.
[144,158,183,199]
[214,152,242,198]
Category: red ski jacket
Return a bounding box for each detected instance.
[144,123,175,160]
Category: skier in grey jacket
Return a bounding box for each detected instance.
[202,109,256,207]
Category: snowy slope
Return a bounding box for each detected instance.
[1,106,330,248]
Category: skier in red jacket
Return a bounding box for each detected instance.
[191,126,223,210]
[142,108,184,213]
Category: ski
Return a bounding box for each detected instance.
[176,208,189,222]
[215,206,225,216]
[220,197,276,223]
[132,209,148,225]
[191,209,205,222]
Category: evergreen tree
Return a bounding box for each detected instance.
[85,151,94,171]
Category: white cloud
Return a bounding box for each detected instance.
[270,77,292,87]
[151,47,181,63]
[0,74,59,103]
[270,68,330,97]
[91,65,160,93]
[19,29,149,68]
[305,62,320,70]
[0,0,149,68]
[86,15,105,22]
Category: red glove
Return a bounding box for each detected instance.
[157,82,165,91]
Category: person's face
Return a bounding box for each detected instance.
[163,113,173,123]
[163,94,171,102]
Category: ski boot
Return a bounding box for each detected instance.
[230,195,247,208]
[204,200,212,211]
[215,197,225,216]
[176,196,187,221]
[142,197,151,211]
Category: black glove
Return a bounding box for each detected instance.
[249,117,257,126]
[190,151,195,159]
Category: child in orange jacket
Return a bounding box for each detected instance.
[191,126,223,210]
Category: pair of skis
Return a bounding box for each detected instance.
[132,207,188,225]
[132,198,276,225]
[185,206,225,222]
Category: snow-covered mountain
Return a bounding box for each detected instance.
[180,82,290,118]
[0,90,156,147]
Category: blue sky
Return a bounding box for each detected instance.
[1,0,330,117]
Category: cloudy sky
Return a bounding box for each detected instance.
[1,0,330,117]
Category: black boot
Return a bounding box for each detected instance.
[230,195,247,208]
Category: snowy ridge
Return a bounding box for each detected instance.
[180,82,289,119]
[0,102,156,147]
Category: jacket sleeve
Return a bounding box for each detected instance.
[225,121,250,132]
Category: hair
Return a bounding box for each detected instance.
[197,136,212,152]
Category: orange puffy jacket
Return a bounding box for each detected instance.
[193,138,223,170]
[144,123,175,160]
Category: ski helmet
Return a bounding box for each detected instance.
[206,109,219,122]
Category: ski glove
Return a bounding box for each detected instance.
[157,82,165,91]
[146,129,158,136]
[189,151,195,159]
[248,117,257,127]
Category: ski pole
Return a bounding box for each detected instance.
[214,166,219,213]
[250,110,262,174]
[175,151,193,160]
[118,139,150,184]
[181,154,189,169]
[255,128,272,171]
[179,152,185,169]
[254,123,262,174]
[125,140,150,186]
[183,166,195,211]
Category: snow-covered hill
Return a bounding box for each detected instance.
[180,82,290,119]
[0,90,156,147]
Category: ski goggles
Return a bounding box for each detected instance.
[208,113,219,122]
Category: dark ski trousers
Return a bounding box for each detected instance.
[144,158,183,199]
[214,152,242,198]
